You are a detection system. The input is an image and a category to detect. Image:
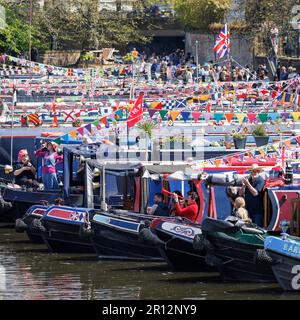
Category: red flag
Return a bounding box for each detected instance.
[126,94,144,128]
[52,102,58,127]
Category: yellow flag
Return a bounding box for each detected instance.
[69,130,77,139]
[170,110,181,122]
[291,112,300,122]
[235,113,246,125]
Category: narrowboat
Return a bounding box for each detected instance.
[264,233,300,291]
[198,217,278,282]
[16,204,47,243]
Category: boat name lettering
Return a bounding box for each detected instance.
[283,243,300,255]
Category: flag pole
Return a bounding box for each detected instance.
[11,82,16,167]
[227,23,232,82]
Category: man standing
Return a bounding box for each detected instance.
[240,164,265,227]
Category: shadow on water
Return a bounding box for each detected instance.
[55,255,98,262]
[110,263,170,273]
[158,274,222,284]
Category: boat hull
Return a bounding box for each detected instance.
[151,220,208,271]
[267,251,300,291]
[41,206,94,254]
[91,213,163,261]
[42,220,94,253]
[205,234,275,282]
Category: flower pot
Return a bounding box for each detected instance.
[225,141,232,149]
[254,136,269,147]
[233,137,247,149]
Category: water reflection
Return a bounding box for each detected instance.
[0,227,299,300]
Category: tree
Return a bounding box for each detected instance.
[240,0,296,55]
[0,1,48,55]
[34,0,169,51]
[173,0,232,31]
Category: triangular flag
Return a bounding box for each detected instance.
[148,109,157,118]
[170,110,180,122]
[85,123,92,133]
[181,111,191,122]
[224,113,234,123]
[61,134,69,143]
[191,112,201,123]
[258,113,268,123]
[159,110,168,120]
[150,101,162,110]
[69,130,77,139]
[93,120,100,126]
[247,113,257,123]
[214,113,224,122]
[100,117,107,125]
[77,127,85,136]
[235,113,246,124]
[53,137,61,145]
[268,113,279,121]
[203,112,212,122]
[291,112,300,122]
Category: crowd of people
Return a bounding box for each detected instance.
[131,48,299,83]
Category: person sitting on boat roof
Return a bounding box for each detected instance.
[172,191,199,222]
[233,197,252,224]
[14,149,39,189]
[239,164,265,227]
[169,190,185,216]
[35,141,63,190]
[147,193,169,217]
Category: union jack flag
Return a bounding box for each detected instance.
[214,24,230,60]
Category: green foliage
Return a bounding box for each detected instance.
[232,132,246,139]
[252,124,267,137]
[0,3,48,55]
[82,51,94,61]
[137,120,157,139]
[173,0,232,31]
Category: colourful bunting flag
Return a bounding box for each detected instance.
[258,113,268,123]
[235,113,246,124]
[191,112,201,123]
[214,113,223,122]
[181,111,191,122]
[159,110,168,120]
[170,110,181,122]
[247,113,257,123]
[224,113,234,123]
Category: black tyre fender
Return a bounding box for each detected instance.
[15,218,28,233]
[254,249,274,265]
[79,223,94,239]
[138,228,165,246]
[193,233,205,251]
[29,219,47,233]
[205,253,223,267]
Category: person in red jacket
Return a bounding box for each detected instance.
[173,191,199,222]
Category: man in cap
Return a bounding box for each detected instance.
[240,164,265,227]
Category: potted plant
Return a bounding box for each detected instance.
[137,120,157,161]
[72,118,82,127]
[252,124,269,147]
[232,132,247,149]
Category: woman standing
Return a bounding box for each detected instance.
[35,141,63,190]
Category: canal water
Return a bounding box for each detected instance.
[0,224,299,300]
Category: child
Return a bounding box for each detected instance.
[234,197,252,224]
